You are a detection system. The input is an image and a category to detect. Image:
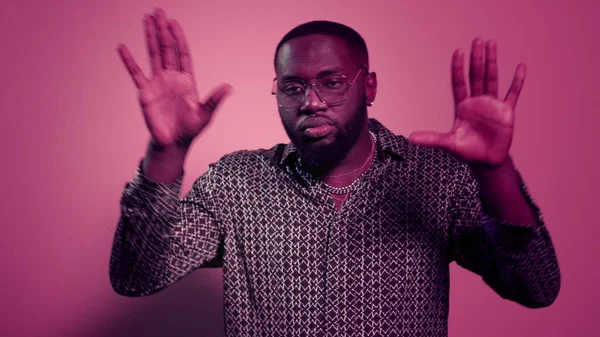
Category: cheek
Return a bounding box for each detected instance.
[335,101,368,134]
[342,88,366,112]
[337,95,366,120]
[352,87,368,105]
[278,110,298,131]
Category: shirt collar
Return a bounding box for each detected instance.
[279,118,409,166]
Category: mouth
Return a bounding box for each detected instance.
[300,117,335,140]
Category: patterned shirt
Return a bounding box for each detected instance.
[109,118,560,337]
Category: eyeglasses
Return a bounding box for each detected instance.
[271,66,367,108]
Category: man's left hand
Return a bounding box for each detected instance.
[409,38,526,169]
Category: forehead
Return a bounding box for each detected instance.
[276,34,357,77]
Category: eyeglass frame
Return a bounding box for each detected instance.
[271,65,369,108]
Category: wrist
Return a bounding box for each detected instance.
[149,138,191,154]
[470,155,515,183]
[143,139,189,184]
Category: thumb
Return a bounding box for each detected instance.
[201,83,234,114]
[408,131,453,151]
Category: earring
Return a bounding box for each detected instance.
[367,101,374,107]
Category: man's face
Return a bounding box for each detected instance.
[275,34,374,166]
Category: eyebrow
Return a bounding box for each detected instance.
[280,67,346,82]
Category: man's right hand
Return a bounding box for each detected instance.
[118,8,232,151]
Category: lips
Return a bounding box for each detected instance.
[300,116,334,139]
[300,116,333,130]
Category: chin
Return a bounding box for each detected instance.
[297,133,346,167]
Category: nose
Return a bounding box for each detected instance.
[299,86,327,114]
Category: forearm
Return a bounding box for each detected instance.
[110,215,176,296]
[110,160,225,296]
[109,168,184,296]
[479,224,561,308]
[456,157,561,307]
[470,155,538,227]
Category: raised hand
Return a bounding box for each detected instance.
[409,38,526,168]
[118,8,232,150]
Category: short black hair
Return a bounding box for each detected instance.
[274,20,369,70]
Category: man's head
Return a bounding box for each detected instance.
[273,21,377,169]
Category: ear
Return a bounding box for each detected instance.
[365,71,377,106]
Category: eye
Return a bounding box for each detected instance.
[322,77,345,90]
[283,83,304,95]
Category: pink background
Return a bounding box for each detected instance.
[1,0,598,336]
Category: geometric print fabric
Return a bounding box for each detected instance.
[110,118,560,336]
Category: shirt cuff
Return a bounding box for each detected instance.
[122,158,185,208]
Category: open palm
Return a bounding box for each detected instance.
[409,38,526,168]
[118,9,231,149]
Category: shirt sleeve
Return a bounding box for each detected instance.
[109,158,224,297]
[448,162,561,308]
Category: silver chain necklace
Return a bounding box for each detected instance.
[321,131,377,195]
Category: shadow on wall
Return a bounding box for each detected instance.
[80,269,225,337]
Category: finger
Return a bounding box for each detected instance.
[504,63,527,110]
[144,14,161,75]
[117,44,148,89]
[408,131,454,152]
[154,8,177,70]
[451,49,468,105]
[484,40,499,97]
[201,83,234,114]
[169,20,193,74]
[469,38,485,96]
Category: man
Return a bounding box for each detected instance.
[110,7,560,337]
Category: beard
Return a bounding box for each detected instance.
[284,97,369,173]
